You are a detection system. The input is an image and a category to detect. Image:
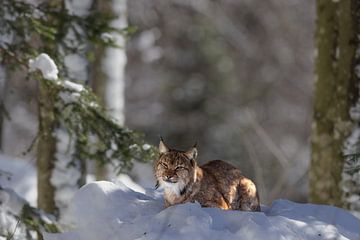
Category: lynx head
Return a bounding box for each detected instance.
[154,138,198,196]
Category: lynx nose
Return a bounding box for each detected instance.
[163,175,177,183]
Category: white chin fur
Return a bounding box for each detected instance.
[160,180,185,196]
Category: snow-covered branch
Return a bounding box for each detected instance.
[0,187,59,240]
[27,53,157,173]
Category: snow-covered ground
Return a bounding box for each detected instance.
[1,155,359,240]
[0,154,148,207]
[45,181,360,240]
[0,154,37,206]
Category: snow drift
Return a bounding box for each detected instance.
[45,181,360,240]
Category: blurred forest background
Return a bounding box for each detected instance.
[1,0,315,206]
[126,0,315,203]
[3,0,360,238]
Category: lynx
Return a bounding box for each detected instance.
[154,138,261,211]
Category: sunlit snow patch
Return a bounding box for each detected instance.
[44,181,360,240]
[28,53,59,80]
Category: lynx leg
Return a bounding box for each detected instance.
[201,199,229,210]
[238,178,261,212]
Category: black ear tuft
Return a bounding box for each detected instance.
[185,147,198,160]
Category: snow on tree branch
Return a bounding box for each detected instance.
[28,53,59,80]
[26,52,157,175]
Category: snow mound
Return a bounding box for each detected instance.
[44,181,360,240]
[28,53,59,80]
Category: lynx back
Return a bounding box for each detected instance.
[154,138,261,212]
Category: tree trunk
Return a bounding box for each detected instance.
[91,24,108,180]
[91,0,127,180]
[309,0,360,208]
[37,79,57,214]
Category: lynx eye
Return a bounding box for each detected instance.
[160,162,168,169]
[175,166,186,171]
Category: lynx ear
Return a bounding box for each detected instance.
[185,143,198,160]
[159,137,169,154]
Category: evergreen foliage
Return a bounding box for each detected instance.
[0,0,156,237]
[1,0,156,174]
[21,203,60,238]
[0,0,133,72]
[0,187,59,240]
[39,75,157,173]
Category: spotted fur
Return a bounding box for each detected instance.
[154,139,261,211]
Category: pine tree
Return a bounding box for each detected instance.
[0,0,156,236]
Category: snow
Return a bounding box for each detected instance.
[142,143,151,150]
[0,187,29,240]
[63,54,88,81]
[58,91,80,104]
[60,0,91,85]
[1,153,358,240]
[64,0,92,17]
[0,187,27,216]
[44,181,360,240]
[349,99,360,122]
[0,154,37,206]
[63,80,84,92]
[342,93,360,217]
[129,161,156,189]
[116,174,146,194]
[28,53,59,80]
[51,127,84,226]
[0,155,37,239]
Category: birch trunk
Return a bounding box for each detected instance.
[91,0,127,180]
